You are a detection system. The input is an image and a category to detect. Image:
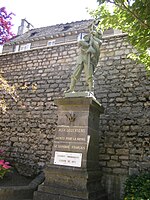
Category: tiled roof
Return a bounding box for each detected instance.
[9,19,93,44]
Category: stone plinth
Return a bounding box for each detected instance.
[34,97,107,200]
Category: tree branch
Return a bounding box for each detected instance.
[104,0,149,28]
[121,1,149,29]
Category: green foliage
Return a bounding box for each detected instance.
[0,73,37,113]
[0,74,18,113]
[89,0,150,74]
[124,173,150,200]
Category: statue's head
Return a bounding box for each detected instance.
[83,34,90,42]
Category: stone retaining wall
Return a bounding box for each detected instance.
[95,35,149,199]
[0,34,149,199]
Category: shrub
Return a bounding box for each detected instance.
[0,150,11,179]
[124,173,150,200]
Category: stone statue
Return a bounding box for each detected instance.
[65,21,102,93]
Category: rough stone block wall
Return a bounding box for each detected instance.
[0,43,77,176]
[0,34,149,199]
[94,35,150,199]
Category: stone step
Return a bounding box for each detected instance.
[34,190,108,200]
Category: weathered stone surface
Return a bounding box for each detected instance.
[0,34,149,200]
[34,97,107,200]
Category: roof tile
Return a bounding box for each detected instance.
[9,19,93,44]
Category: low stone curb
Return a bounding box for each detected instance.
[0,172,45,200]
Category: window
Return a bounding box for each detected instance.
[20,43,31,51]
[14,45,19,52]
[77,33,87,41]
[30,31,38,37]
[47,40,56,46]
[62,25,71,31]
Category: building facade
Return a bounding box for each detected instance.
[2,19,121,54]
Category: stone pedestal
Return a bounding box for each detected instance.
[34,96,107,200]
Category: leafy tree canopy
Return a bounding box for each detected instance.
[0,7,15,45]
[89,0,150,74]
[0,7,15,112]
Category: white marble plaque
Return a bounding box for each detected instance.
[54,151,82,167]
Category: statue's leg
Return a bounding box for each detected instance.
[84,63,94,91]
[66,64,83,92]
[87,77,94,91]
[67,77,76,92]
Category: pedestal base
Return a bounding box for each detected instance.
[34,166,107,200]
[33,97,107,200]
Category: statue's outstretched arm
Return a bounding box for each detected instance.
[78,40,89,48]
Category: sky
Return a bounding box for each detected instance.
[1,0,99,35]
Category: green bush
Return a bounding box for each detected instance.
[124,173,150,200]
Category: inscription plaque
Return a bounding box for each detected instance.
[54,151,82,167]
[54,143,86,151]
[58,127,86,133]
[55,136,86,142]
[55,126,87,142]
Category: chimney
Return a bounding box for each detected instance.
[17,19,34,35]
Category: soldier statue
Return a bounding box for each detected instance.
[65,20,102,93]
